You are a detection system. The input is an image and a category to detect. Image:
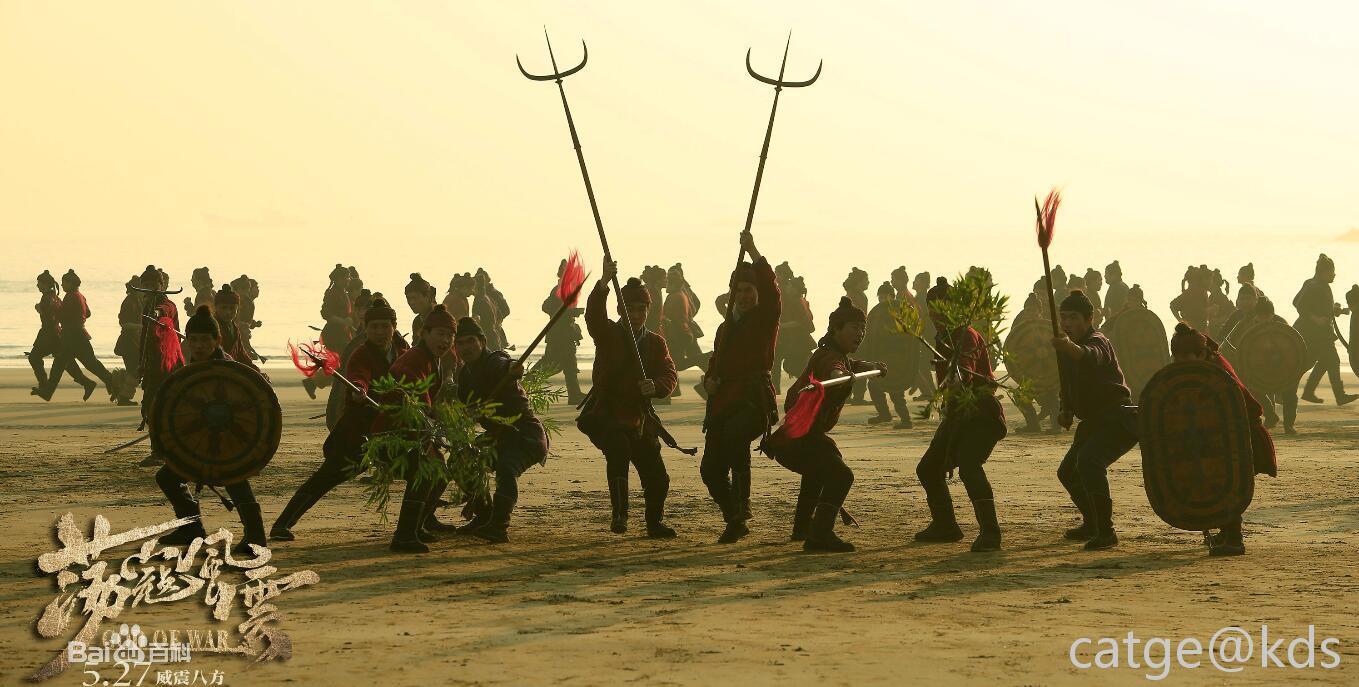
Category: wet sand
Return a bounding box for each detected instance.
[1,368,1356,685]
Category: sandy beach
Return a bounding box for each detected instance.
[1,367,1356,686]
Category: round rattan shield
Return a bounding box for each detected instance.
[1104,307,1169,401]
[1233,320,1309,394]
[149,359,282,485]
[1003,318,1059,395]
[1138,360,1254,531]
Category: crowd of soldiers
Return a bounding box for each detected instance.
[21,248,1348,558]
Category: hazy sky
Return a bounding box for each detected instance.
[1,1,1356,323]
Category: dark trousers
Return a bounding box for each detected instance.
[28,331,92,389]
[44,335,112,391]
[700,404,763,517]
[492,433,539,505]
[1056,415,1138,504]
[156,465,256,522]
[916,414,1000,504]
[772,433,854,509]
[588,427,670,516]
[1253,385,1298,428]
[1302,342,1346,398]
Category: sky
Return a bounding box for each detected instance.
[1,1,1356,353]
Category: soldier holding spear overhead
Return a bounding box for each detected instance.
[518,30,694,537]
[698,35,820,544]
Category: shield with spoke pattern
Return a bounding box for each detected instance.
[150,359,281,485]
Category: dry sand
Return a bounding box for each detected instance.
[1,367,1356,686]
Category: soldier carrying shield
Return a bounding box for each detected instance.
[1169,323,1277,556]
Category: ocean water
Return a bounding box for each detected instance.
[2,227,1354,374]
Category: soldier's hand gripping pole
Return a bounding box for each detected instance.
[720,34,822,332]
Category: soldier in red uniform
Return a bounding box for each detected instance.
[404,273,437,346]
[912,279,1008,552]
[577,261,679,538]
[271,297,410,542]
[765,297,887,553]
[700,231,777,544]
[35,270,114,401]
[1169,323,1276,556]
[387,304,457,554]
[27,270,97,398]
[136,266,185,467]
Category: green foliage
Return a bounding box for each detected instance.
[355,365,564,521]
[914,268,1034,420]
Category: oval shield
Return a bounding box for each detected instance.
[1232,320,1309,394]
[1104,307,1169,401]
[150,359,282,485]
[1138,360,1255,531]
[1003,318,1059,395]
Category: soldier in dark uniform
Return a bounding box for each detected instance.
[1170,266,1211,332]
[271,298,410,542]
[1245,297,1300,434]
[700,231,777,544]
[1103,260,1129,320]
[538,259,585,405]
[404,273,437,346]
[1293,254,1356,406]
[307,264,354,399]
[471,271,504,351]
[453,317,549,543]
[1052,290,1138,551]
[913,279,1008,552]
[577,261,679,538]
[34,270,114,401]
[911,271,938,402]
[212,285,261,374]
[156,306,265,556]
[185,267,216,314]
[764,297,888,552]
[28,269,97,398]
[863,282,913,429]
[478,268,513,351]
[843,268,871,404]
[114,277,144,379]
[640,265,667,333]
[775,273,816,396]
[661,263,706,402]
[229,274,266,367]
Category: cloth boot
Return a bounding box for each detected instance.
[969,499,1001,552]
[803,502,854,553]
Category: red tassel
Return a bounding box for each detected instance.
[780,373,825,440]
[157,315,184,372]
[556,250,587,307]
[289,340,340,378]
[1036,188,1062,249]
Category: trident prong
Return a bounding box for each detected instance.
[746,33,822,89]
[516,29,588,82]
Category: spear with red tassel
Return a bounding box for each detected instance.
[488,251,589,398]
[288,340,378,407]
[1034,188,1068,401]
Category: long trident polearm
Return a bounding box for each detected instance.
[517,31,646,375]
[719,34,823,332]
[519,32,697,455]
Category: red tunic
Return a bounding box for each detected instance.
[58,291,92,339]
[783,345,874,436]
[662,288,695,339]
[217,319,258,372]
[347,338,411,397]
[1209,352,1277,477]
[35,293,63,349]
[582,281,677,430]
[706,257,780,418]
